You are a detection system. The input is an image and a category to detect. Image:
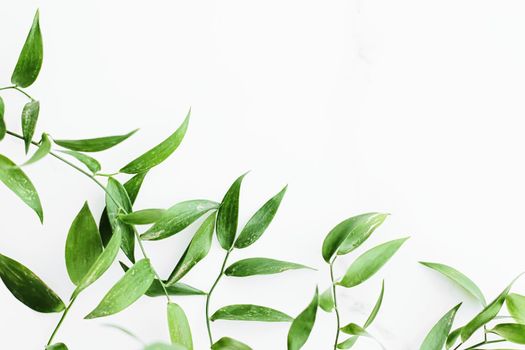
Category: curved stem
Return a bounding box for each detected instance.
[330,257,341,350]
[46,296,77,346]
[206,249,232,346]
[0,85,35,100]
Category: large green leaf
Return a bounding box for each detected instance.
[211,337,252,350]
[319,287,334,312]
[85,258,155,319]
[46,343,68,350]
[59,150,101,174]
[224,258,312,277]
[0,253,64,313]
[0,154,43,222]
[21,100,39,153]
[216,174,246,250]
[0,97,5,141]
[141,200,219,241]
[507,293,525,324]
[11,10,43,88]
[65,202,103,285]
[106,177,135,262]
[167,213,216,284]
[23,133,51,166]
[234,185,287,248]
[420,304,461,350]
[489,323,525,344]
[120,111,190,174]
[211,304,293,322]
[420,262,486,306]
[119,209,166,225]
[54,129,137,152]
[167,302,193,350]
[287,287,318,350]
[338,238,408,288]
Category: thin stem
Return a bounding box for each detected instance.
[330,257,341,350]
[462,339,505,350]
[0,85,35,100]
[206,249,232,346]
[46,296,77,346]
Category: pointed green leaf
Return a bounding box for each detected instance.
[224,258,313,277]
[46,343,68,350]
[85,258,155,319]
[211,304,293,322]
[120,111,190,174]
[11,10,43,88]
[211,337,252,350]
[59,150,101,174]
[167,302,193,350]
[23,133,51,165]
[337,337,358,349]
[0,154,43,222]
[287,287,319,350]
[489,323,525,344]
[319,287,334,312]
[65,202,103,285]
[21,100,39,153]
[340,323,370,337]
[0,97,5,141]
[54,129,138,152]
[141,200,219,241]
[507,293,525,324]
[420,303,461,350]
[446,328,462,350]
[420,261,486,306]
[338,238,408,288]
[234,185,287,248]
[106,177,135,262]
[364,280,385,328]
[216,173,246,250]
[119,209,166,225]
[0,253,64,313]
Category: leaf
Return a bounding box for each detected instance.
[364,280,385,328]
[338,237,408,288]
[211,337,252,350]
[46,343,68,350]
[340,323,370,337]
[319,287,334,312]
[21,100,40,153]
[85,258,155,319]
[419,261,486,306]
[144,343,187,350]
[0,96,5,141]
[54,129,138,152]
[489,323,525,344]
[119,209,166,225]
[322,213,388,263]
[506,293,525,324]
[167,302,193,350]
[59,150,101,174]
[120,111,190,174]
[167,213,216,284]
[224,258,313,277]
[23,133,51,165]
[106,177,135,262]
[216,173,247,250]
[445,328,462,350]
[211,304,293,322]
[65,202,103,285]
[234,185,287,248]
[337,337,358,349]
[0,253,64,313]
[11,10,43,88]
[287,287,319,350]
[0,154,43,222]
[420,303,461,350]
[141,200,219,241]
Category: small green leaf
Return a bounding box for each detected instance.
[141,200,219,241]
[364,280,385,328]
[11,10,43,88]
[340,323,370,337]
[446,328,462,350]
[46,343,68,350]
[0,253,64,313]
[54,129,138,152]
[0,97,5,141]
[23,133,51,165]
[420,261,486,306]
[119,209,166,225]
[224,258,313,277]
[216,173,247,250]
[120,111,190,174]
[287,287,319,350]
[211,304,293,322]
[85,258,155,319]
[144,343,187,350]
[337,337,358,349]
[338,238,408,288]
[21,100,40,153]
[489,323,525,344]
[65,202,103,285]
[234,185,287,248]
[211,337,252,350]
[59,150,101,174]
[167,213,216,284]
[319,287,334,312]
[0,154,43,222]
[420,303,461,350]
[106,177,135,262]
[507,293,525,324]
[167,302,193,350]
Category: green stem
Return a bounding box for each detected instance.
[46,296,77,346]
[206,249,232,346]
[0,85,35,100]
[330,257,341,350]
[462,339,505,350]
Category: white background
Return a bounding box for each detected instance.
[1,1,525,349]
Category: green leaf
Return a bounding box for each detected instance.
[507,293,525,324]
[120,111,190,174]
[0,253,64,313]
[23,133,51,165]
[144,343,187,350]
[216,173,247,250]
[489,323,525,344]
[167,302,193,350]
[234,185,287,248]
[167,213,216,284]
[54,129,138,152]
[319,287,334,312]
[337,337,358,349]
[85,258,155,319]
[211,304,293,322]
[224,258,313,277]
[119,209,166,225]
[106,177,135,262]
[21,100,40,153]
[211,337,252,350]
[65,202,103,285]
[322,213,388,263]
[445,328,462,350]
[0,97,5,141]
[364,280,385,328]
[11,10,43,88]
[0,154,43,222]
[59,150,101,174]
[419,261,486,306]
[340,323,370,337]
[287,287,319,350]
[338,237,408,288]
[46,343,68,350]
[141,200,219,241]
[420,303,461,350]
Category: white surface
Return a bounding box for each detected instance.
[1,1,525,349]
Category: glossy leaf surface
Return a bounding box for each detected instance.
[211,337,252,350]
[54,129,137,152]
[106,177,135,262]
[216,174,246,250]
[420,304,461,350]
[24,133,51,165]
[59,150,101,174]
[340,323,370,337]
[119,209,166,225]
[167,302,193,350]
[46,343,68,350]
[364,281,385,328]
[21,100,39,153]
[287,287,318,350]
[225,258,312,277]
[11,10,43,87]
[490,323,525,344]
[506,293,525,324]
[211,304,293,322]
